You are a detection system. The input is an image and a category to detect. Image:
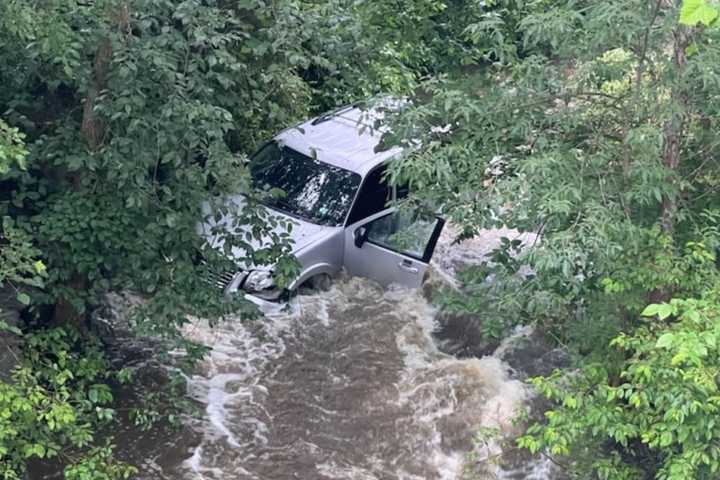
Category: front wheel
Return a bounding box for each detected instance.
[299,273,332,295]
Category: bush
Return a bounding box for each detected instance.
[0,328,135,479]
[519,291,720,479]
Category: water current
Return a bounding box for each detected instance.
[27,228,563,480]
[117,227,561,480]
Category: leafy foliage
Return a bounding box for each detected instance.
[0,218,46,309]
[0,328,136,479]
[681,0,719,26]
[8,0,720,476]
[389,1,720,327]
[519,292,720,480]
[384,0,720,477]
[0,0,502,476]
[0,120,27,174]
[433,237,539,341]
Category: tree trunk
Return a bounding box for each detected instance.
[81,37,112,151]
[52,18,119,328]
[650,22,692,305]
[659,25,692,236]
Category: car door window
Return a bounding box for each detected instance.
[365,209,439,261]
[346,166,391,225]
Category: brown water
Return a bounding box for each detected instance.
[135,278,546,480]
[108,228,560,479]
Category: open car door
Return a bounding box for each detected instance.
[343,208,445,288]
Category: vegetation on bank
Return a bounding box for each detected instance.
[3,0,720,478]
[388,1,720,478]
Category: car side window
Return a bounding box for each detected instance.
[365,209,438,260]
[346,166,391,225]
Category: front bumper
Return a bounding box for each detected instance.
[242,292,288,313]
[224,270,284,302]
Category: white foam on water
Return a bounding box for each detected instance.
[316,461,381,480]
[205,376,242,447]
[170,226,552,480]
[179,286,351,478]
[428,450,465,480]
[431,224,537,280]
[184,443,241,480]
[498,456,557,479]
[390,283,532,480]
[492,324,535,359]
[180,311,288,475]
[176,282,545,480]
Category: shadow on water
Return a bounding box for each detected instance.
[27,331,203,480]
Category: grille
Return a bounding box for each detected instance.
[198,258,239,291]
[207,270,237,290]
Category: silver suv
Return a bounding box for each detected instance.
[200,103,445,303]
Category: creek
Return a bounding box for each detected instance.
[35,228,565,480]
[123,228,563,479]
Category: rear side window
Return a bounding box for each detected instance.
[346,166,391,225]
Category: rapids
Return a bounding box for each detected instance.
[21,227,561,479]
[125,227,562,479]
[175,280,525,479]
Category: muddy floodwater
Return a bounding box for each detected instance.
[115,228,559,479]
[176,280,523,479]
[36,229,562,479]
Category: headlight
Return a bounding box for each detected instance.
[243,270,276,293]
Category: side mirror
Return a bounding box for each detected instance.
[354,226,368,248]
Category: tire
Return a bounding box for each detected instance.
[311,273,332,292]
[300,273,332,295]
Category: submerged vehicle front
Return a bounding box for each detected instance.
[199,138,363,302]
[199,100,445,303]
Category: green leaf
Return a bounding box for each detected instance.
[658,303,674,320]
[659,431,673,447]
[33,260,47,275]
[656,332,675,348]
[680,0,719,26]
[0,320,22,335]
[641,304,661,317]
[16,292,30,305]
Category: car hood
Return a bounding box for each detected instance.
[199,195,335,268]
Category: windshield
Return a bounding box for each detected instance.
[250,142,361,226]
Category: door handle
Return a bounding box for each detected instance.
[397,261,419,274]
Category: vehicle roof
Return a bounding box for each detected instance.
[275,103,403,177]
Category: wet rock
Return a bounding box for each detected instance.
[493,326,570,381]
[433,311,500,358]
